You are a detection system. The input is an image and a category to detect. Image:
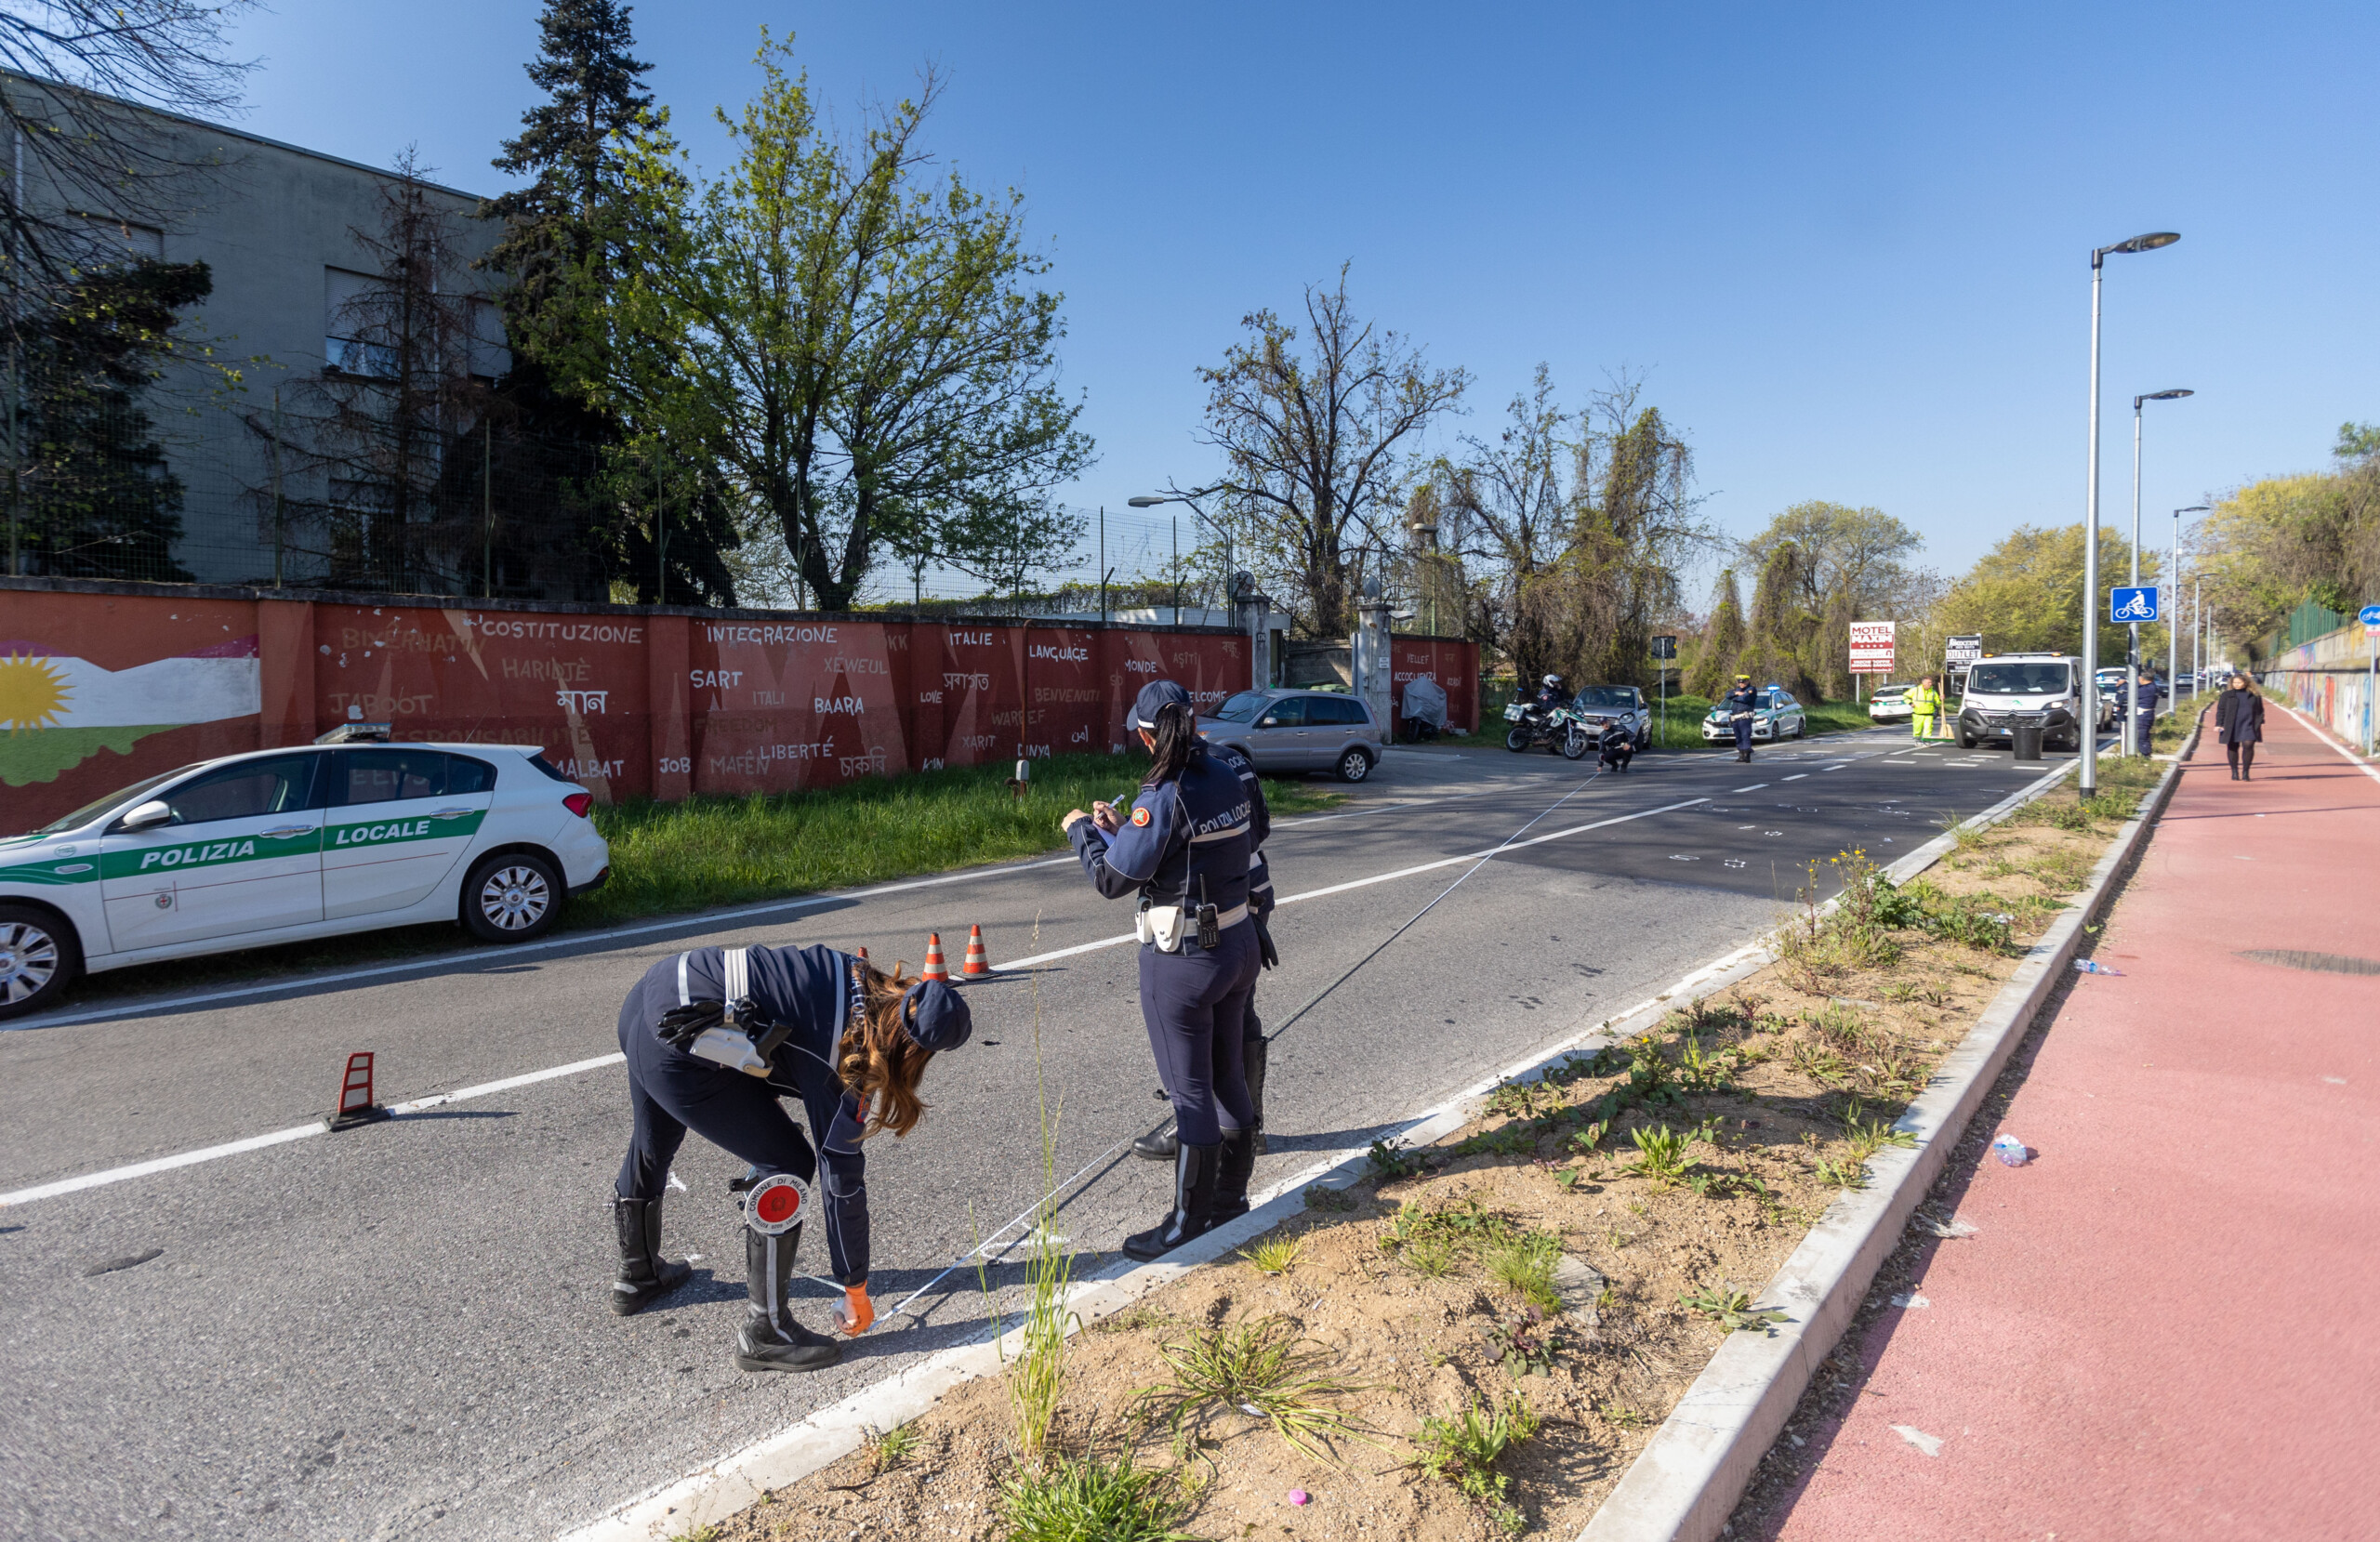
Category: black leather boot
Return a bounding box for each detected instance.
[1242,1032,1270,1157]
[610,1195,693,1316]
[734,1223,842,1373]
[1133,1126,1180,1161]
[1211,1126,1257,1225]
[1123,1141,1221,1260]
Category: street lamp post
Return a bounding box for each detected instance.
[1130,489,1232,627]
[2126,388,2193,752]
[2170,503,2208,708]
[2082,231,2179,795]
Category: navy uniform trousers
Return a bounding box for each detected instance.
[1139,920,1261,1147]
[615,976,817,1202]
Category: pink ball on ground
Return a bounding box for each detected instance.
[1289,1489,1310,1506]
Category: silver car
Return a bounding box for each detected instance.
[1201,689,1385,782]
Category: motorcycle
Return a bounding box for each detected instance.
[1504,699,1593,758]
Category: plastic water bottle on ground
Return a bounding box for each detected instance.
[1990,1134,2030,1166]
[2073,958,2123,976]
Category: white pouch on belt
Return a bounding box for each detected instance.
[685,946,772,1076]
[1135,901,1185,953]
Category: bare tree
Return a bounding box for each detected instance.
[1193,268,1468,638]
[0,3,256,283]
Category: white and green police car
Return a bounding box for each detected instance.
[0,731,611,1019]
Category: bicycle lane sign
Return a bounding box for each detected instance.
[2111,586,2159,623]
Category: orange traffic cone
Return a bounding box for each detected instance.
[962,924,990,976]
[921,932,949,982]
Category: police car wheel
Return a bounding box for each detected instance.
[462,852,562,942]
[0,903,81,1020]
[1335,747,1373,783]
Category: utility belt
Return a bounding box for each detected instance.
[1135,899,1250,953]
[655,947,787,1076]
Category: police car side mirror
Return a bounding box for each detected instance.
[120,799,173,832]
[1259,717,1279,727]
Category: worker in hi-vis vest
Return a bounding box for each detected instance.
[1909,677,1944,740]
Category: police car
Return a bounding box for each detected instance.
[1700,685,1807,743]
[0,729,611,1019]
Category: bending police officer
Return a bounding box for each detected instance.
[609,943,971,1371]
[1064,680,1266,1259]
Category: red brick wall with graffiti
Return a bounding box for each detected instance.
[0,584,1256,829]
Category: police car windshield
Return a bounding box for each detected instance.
[1573,686,1634,707]
[1967,662,2071,696]
[1207,692,1272,723]
[29,766,194,836]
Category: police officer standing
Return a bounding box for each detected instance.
[1723,674,1761,762]
[1132,695,1279,1164]
[2131,666,2165,757]
[609,942,972,1372]
[1065,680,1265,1259]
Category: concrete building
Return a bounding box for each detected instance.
[3,72,505,587]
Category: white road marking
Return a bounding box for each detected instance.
[1,795,1715,1208]
[2275,701,2380,786]
[1782,773,1808,781]
[1735,783,1767,791]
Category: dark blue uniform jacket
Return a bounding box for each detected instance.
[642,943,875,1281]
[1070,744,1267,919]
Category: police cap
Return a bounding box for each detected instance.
[901,979,972,1052]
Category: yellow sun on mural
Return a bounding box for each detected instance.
[0,651,71,733]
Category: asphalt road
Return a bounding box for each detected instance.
[0,728,2083,1541]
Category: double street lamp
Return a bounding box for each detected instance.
[2082,231,2179,795]
[2125,387,2193,752]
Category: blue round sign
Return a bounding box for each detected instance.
[2362,603,2380,627]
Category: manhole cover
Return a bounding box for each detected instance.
[2237,949,2380,977]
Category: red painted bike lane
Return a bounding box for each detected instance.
[1750,705,2380,1542]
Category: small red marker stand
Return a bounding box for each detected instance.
[324,1051,390,1131]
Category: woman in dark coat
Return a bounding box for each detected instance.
[2215,673,2265,780]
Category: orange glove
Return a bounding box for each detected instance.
[835,1281,876,1336]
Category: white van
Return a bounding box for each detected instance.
[1954,653,2090,751]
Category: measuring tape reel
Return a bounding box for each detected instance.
[742,1171,810,1235]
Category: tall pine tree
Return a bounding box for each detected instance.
[1686,568,1744,698]
[479,1,735,604]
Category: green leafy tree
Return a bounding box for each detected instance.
[1930,522,2157,663]
[477,0,735,603]
[599,34,1091,612]
[1739,542,1817,696]
[1686,568,1744,697]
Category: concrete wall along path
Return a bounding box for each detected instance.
[0,579,1343,827]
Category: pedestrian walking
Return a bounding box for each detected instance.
[608,943,972,1372]
[1909,676,1944,741]
[1723,674,1761,762]
[2215,672,2264,780]
[1065,679,1265,1259]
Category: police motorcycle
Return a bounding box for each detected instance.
[1503,693,1593,758]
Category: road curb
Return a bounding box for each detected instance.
[1576,726,2201,1542]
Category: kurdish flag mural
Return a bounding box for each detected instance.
[0,638,262,786]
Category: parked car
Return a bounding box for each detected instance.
[1567,685,1651,750]
[1957,653,2090,750]
[1700,686,1807,744]
[0,736,612,1019]
[1201,689,1385,782]
[1868,684,1912,722]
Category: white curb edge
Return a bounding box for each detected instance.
[557,752,2079,1542]
[1577,728,2200,1542]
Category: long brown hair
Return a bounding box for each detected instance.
[837,962,938,1138]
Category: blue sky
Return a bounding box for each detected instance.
[222,2,2374,597]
